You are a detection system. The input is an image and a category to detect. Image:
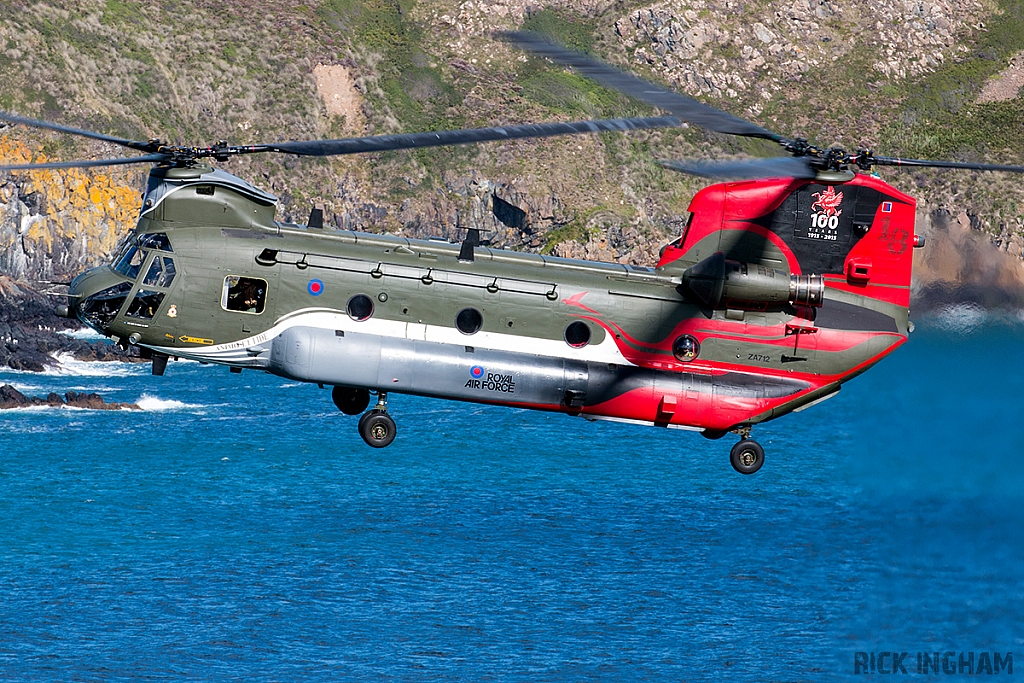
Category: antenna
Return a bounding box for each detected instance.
[307,207,324,230]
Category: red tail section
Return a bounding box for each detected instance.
[659,173,917,307]
[644,172,919,430]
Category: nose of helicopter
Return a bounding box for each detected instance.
[62,266,134,336]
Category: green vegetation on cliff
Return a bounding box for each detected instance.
[880,3,1024,163]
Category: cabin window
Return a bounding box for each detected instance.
[142,255,177,288]
[673,335,700,362]
[137,232,173,252]
[125,289,166,320]
[347,294,374,321]
[564,321,591,348]
[455,307,483,335]
[222,276,268,314]
[114,246,144,279]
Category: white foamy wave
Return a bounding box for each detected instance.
[1,422,55,431]
[1,383,42,393]
[0,402,136,413]
[0,403,88,413]
[927,303,988,333]
[58,327,107,341]
[43,353,143,377]
[136,394,203,411]
[0,404,53,413]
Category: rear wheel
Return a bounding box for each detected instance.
[359,410,396,448]
[332,386,370,415]
[730,439,764,475]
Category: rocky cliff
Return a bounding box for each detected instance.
[0,137,143,281]
[1,0,1024,305]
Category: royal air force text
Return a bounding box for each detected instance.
[465,372,516,394]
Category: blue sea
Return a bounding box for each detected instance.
[1,307,1022,681]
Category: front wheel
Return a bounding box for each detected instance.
[359,410,396,448]
[333,386,371,415]
[730,439,764,475]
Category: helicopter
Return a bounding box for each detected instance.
[4,31,1024,475]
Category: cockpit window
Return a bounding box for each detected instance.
[137,233,172,252]
[111,238,133,264]
[142,256,177,288]
[78,282,132,329]
[113,246,144,279]
[124,290,166,320]
[222,276,267,314]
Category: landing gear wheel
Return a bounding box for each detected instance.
[332,386,370,415]
[730,439,764,475]
[359,410,397,448]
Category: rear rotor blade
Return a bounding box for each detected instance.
[0,154,170,171]
[659,156,816,180]
[266,116,682,156]
[0,110,156,153]
[501,31,785,142]
[865,155,1024,173]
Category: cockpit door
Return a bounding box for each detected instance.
[117,247,181,339]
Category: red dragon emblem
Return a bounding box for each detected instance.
[811,186,844,217]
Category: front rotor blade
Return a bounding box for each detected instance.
[868,155,1024,173]
[0,111,155,153]
[0,153,170,171]
[267,116,681,156]
[501,31,784,142]
[659,156,816,180]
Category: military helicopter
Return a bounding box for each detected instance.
[4,32,1024,474]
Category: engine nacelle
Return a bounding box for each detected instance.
[681,252,824,310]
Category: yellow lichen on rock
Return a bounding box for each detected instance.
[0,138,33,166]
[1,136,143,278]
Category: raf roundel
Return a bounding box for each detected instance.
[307,279,324,296]
[470,365,484,379]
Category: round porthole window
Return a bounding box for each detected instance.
[455,307,483,335]
[347,294,374,321]
[564,321,591,348]
[673,335,700,362]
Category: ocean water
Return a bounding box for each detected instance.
[2,310,1023,681]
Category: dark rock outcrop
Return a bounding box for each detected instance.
[0,384,140,410]
[0,275,139,372]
